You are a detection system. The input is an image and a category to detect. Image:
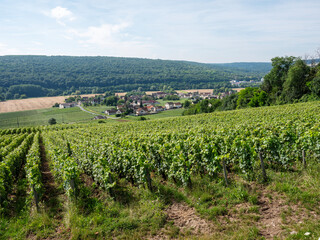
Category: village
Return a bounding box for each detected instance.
[58,90,232,118]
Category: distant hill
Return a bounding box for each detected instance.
[213,62,272,74]
[0,55,270,100]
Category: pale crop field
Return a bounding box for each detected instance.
[0,94,97,113]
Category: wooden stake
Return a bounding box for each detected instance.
[259,152,267,182]
[70,179,77,198]
[222,159,228,186]
[32,184,39,211]
[145,167,153,192]
[302,150,306,169]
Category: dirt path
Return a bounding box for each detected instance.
[258,190,286,239]
[39,137,68,239]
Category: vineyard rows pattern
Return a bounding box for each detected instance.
[0,101,320,209]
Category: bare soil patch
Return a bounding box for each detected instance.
[257,188,319,239]
[151,202,213,239]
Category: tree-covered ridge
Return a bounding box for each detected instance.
[213,62,272,74]
[0,55,267,100]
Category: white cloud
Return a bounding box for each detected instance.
[71,23,130,46]
[49,6,75,25]
[67,22,154,57]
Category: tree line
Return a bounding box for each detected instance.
[183,56,320,115]
[0,55,268,101]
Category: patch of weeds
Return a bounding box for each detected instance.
[68,182,167,240]
[166,224,180,238]
[285,219,320,239]
[204,206,228,220]
[248,206,259,214]
[153,183,188,204]
[248,194,259,205]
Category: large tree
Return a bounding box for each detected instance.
[282,59,310,102]
[261,56,296,95]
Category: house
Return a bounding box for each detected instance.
[142,100,160,106]
[165,102,174,110]
[200,92,212,99]
[93,115,107,120]
[151,91,166,99]
[173,102,182,108]
[117,104,125,110]
[146,105,157,113]
[91,98,100,105]
[155,106,164,112]
[136,108,148,116]
[105,109,117,115]
[59,102,76,109]
[131,100,141,107]
[116,109,123,115]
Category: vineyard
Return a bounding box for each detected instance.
[1,101,320,239]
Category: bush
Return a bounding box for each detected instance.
[48,118,57,125]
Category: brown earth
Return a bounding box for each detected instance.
[151,202,213,239]
[257,188,319,239]
[0,94,97,113]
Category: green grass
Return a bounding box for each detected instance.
[0,107,94,129]
[2,163,320,239]
[156,98,187,106]
[85,105,114,114]
[125,108,184,121]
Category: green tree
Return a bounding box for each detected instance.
[183,100,191,108]
[282,59,310,102]
[48,118,57,125]
[237,88,257,109]
[261,56,296,94]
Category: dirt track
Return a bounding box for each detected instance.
[0,94,97,113]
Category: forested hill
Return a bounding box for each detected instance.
[215,62,272,73]
[0,55,269,100]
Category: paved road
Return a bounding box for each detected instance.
[77,105,98,115]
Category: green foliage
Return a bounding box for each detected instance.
[282,59,310,102]
[183,100,191,108]
[182,98,222,115]
[48,118,56,125]
[104,96,119,106]
[0,56,267,99]
[25,132,43,203]
[163,95,180,100]
[261,56,296,94]
[261,56,320,104]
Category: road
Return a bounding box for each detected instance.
[77,105,120,120]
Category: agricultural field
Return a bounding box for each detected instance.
[1,101,320,239]
[0,107,94,129]
[0,94,97,113]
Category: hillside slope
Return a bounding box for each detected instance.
[0,55,269,99]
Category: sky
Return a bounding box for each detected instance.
[0,0,319,63]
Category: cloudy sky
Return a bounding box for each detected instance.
[0,0,319,63]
